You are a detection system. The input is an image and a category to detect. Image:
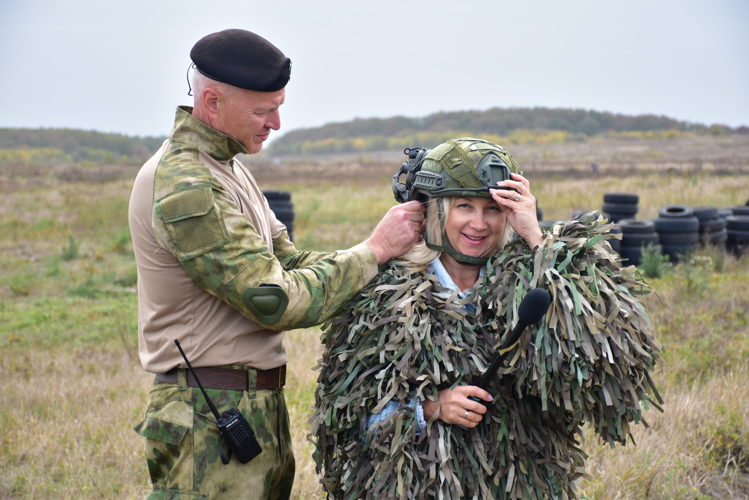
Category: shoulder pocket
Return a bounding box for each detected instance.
[156,186,229,259]
[133,400,193,446]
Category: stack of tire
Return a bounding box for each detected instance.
[616,220,659,265]
[263,190,295,241]
[726,215,749,256]
[653,205,699,262]
[602,193,639,222]
[693,206,727,250]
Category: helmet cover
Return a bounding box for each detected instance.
[409,137,522,202]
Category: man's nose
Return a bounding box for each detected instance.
[266,109,281,130]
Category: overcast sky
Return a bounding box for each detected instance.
[1,0,747,140]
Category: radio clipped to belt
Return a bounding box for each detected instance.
[174,339,262,465]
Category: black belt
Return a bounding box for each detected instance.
[155,365,286,391]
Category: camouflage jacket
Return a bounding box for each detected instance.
[311,214,664,500]
[130,107,378,372]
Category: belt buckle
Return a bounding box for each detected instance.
[278,365,286,389]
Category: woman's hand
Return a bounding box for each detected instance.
[422,385,493,428]
[490,173,544,249]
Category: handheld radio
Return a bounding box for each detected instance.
[174,339,262,465]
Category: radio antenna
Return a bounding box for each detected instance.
[174,339,221,420]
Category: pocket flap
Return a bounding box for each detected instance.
[157,186,214,223]
[134,400,193,445]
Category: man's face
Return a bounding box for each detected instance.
[214,88,285,154]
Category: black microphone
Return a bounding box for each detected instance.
[470,288,551,404]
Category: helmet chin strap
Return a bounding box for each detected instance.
[425,239,490,266]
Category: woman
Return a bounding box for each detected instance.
[312,138,662,500]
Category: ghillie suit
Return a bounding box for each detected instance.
[311,213,664,500]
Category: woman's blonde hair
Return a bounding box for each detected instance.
[396,196,513,271]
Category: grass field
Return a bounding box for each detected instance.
[1,146,748,498]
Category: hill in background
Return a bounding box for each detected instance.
[268,107,747,156]
[1,107,747,166]
[0,128,166,166]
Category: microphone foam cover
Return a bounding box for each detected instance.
[518,288,551,325]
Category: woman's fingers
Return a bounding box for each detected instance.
[510,172,530,189]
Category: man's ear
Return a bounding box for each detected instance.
[200,87,221,119]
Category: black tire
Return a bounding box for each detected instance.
[604,193,639,204]
[619,219,655,234]
[653,216,699,233]
[270,208,295,221]
[700,217,726,233]
[727,242,747,256]
[267,200,294,211]
[608,223,622,234]
[726,216,749,231]
[609,239,621,252]
[732,207,749,216]
[709,229,728,244]
[661,243,699,261]
[727,229,749,244]
[602,202,638,215]
[658,232,699,245]
[693,206,719,221]
[659,205,694,218]
[607,212,635,222]
[622,232,660,247]
[263,190,292,201]
[719,208,734,218]
[619,246,643,265]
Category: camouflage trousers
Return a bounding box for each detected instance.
[134,368,295,499]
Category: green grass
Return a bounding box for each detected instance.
[1,168,748,499]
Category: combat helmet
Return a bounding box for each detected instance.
[392,137,522,265]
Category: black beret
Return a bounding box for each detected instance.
[190,29,291,92]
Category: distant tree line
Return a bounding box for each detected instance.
[269,107,748,155]
[2,107,747,164]
[0,128,166,165]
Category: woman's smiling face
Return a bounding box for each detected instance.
[443,196,507,258]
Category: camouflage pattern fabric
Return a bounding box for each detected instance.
[311,213,664,500]
[150,108,377,330]
[134,367,294,499]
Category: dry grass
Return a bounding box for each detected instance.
[285,329,327,500]
[0,348,152,499]
[1,143,748,498]
[580,365,749,499]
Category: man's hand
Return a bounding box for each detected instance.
[364,201,425,265]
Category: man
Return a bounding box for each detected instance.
[129,29,423,499]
